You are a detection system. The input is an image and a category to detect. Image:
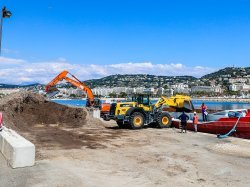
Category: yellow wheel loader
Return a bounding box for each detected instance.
[109,94,194,129]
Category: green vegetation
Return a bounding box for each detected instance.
[69,94,77,98]
[202,67,250,80]
[108,92,117,98]
[84,74,197,88]
[118,92,127,98]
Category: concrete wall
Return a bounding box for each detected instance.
[0,127,35,168]
[93,109,101,119]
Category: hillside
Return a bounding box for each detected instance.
[1,67,250,89]
[201,67,250,80]
[85,74,197,88]
[0,83,42,89]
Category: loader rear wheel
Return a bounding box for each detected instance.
[130,112,144,129]
[157,112,172,128]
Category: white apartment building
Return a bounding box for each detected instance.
[191,86,222,93]
[143,88,155,94]
[0,88,21,95]
[170,83,189,89]
[171,83,189,94]
[228,78,249,84]
[229,84,250,92]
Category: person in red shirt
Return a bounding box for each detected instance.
[193,111,198,132]
[201,103,208,121]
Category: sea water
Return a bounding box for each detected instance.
[52,99,250,110]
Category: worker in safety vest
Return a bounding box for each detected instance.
[0,112,3,132]
[193,111,198,132]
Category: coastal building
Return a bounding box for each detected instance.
[171,83,190,94]
[229,84,250,92]
[161,88,174,97]
[229,84,241,91]
[157,87,164,96]
[170,83,189,89]
[191,86,222,93]
[143,88,155,94]
[0,88,21,95]
[228,78,248,84]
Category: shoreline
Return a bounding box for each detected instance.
[52,97,250,103]
[192,97,250,103]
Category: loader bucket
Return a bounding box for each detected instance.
[183,100,194,112]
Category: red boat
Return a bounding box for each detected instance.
[171,109,250,139]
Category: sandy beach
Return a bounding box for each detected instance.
[1,119,250,187]
[1,92,250,187]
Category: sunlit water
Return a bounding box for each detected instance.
[52,99,250,110]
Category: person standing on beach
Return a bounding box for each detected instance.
[193,111,198,132]
[178,111,189,133]
[201,103,208,121]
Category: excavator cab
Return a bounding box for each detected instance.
[93,98,101,109]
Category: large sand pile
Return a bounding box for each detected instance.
[0,92,88,131]
[0,92,118,153]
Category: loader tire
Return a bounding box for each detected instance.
[157,112,172,128]
[103,114,110,121]
[130,112,144,129]
[117,121,127,129]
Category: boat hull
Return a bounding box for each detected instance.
[172,117,250,139]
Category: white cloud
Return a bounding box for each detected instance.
[0,57,216,84]
[0,56,26,65]
[1,48,20,55]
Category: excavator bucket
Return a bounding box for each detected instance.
[46,91,59,98]
[46,87,60,98]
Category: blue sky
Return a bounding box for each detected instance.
[0,0,250,84]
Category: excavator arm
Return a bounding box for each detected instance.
[45,70,69,92]
[63,77,95,105]
[45,70,95,106]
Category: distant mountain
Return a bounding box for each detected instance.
[0,83,43,88]
[201,67,250,80]
[1,67,250,89]
[85,74,197,88]
[0,84,20,88]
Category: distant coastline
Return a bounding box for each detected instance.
[51,97,250,103]
[192,97,250,103]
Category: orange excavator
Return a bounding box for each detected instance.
[45,70,110,117]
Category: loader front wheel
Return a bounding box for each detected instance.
[130,112,144,129]
[157,112,172,128]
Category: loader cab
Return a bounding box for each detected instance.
[132,94,150,106]
[131,94,152,112]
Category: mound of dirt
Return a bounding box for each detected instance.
[0,92,122,155]
[0,92,88,131]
